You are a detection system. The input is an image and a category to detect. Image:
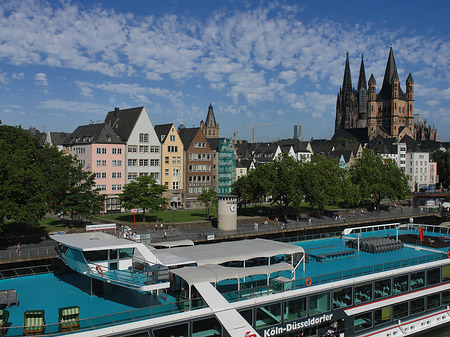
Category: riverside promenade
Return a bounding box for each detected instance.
[0,206,440,265]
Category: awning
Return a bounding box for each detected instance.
[158,238,304,266]
[152,239,194,248]
[171,262,294,286]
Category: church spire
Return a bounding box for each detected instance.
[342,52,352,92]
[383,45,397,87]
[205,103,216,128]
[357,55,367,91]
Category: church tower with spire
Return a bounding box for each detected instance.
[334,46,437,141]
[335,52,359,133]
[357,55,367,128]
[200,103,220,138]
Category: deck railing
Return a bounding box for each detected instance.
[0,264,65,280]
[221,251,448,303]
[0,298,207,336]
[0,247,57,262]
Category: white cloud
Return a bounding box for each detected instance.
[12,72,24,79]
[35,72,48,86]
[38,98,108,114]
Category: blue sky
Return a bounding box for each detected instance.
[0,0,449,142]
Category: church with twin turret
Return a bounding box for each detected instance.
[335,46,438,142]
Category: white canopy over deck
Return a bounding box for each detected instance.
[156,238,304,266]
[171,262,294,286]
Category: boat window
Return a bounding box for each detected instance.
[284,297,306,321]
[442,265,450,281]
[392,302,408,320]
[354,312,372,332]
[410,298,425,315]
[110,249,117,259]
[410,271,425,290]
[153,322,188,337]
[310,293,330,315]
[333,287,352,309]
[426,268,440,285]
[443,290,450,305]
[256,303,282,329]
[127,332,149,337]
[220,261,243,267]
[393,275,408,294]
[119,248,134,259]
[426,294,441,311]
[355,283,372,304]
[83,250,108,262]
[192,317,222,337]
[374,279,391,299]
[374,306,391,326]
[238,309,253,325]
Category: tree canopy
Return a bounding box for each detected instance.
[349,149,409,206]
[197,188,217,218]
[302,155,346,211]
[0,125,104,226]
[119,175,167,222]
[431,150,450,189]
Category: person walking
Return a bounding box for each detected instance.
[16,242,21,252]
[163,230,167,240]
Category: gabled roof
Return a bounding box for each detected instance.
[253,144,278,158]
[332,127,369,143]
[237,158,253,170]
[330,150,353,163]
[206,137,220,151]
[278,138,310,153]
[178,127,202,149]
[49,132,70,145]
[417,140,441,153]
[154,123,173,144]
[104,107,145,141]
[400,135,422,152]
[66,123,123,145]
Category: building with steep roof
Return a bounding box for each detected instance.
[105,107,161,184]
[155,123,184,208]
[335,47,438,142]
[200,103,219,138]
[178,127,214,208]
[65,123,125,212]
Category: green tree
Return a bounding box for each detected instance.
[232,166,270,207]
[58,163,105,221]
[0,125,106,225]
[349,149,409,206]
[302,155,345,211]
[120,175,167,222]
[265,152,304,215]
[197,189,218,218]
[0,126,48,225]
[431,150,450,189]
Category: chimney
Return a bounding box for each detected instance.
[115,107,119,111]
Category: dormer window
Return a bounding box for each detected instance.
[106,135,112,142]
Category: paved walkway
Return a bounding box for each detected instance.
[0,206,437,264]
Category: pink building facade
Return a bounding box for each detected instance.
[66,123,125,212]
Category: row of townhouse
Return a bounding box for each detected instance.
[59,106,237,212]
[233,134,441,193]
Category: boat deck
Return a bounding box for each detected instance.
[1,225,450,335]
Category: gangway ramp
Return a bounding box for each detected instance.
[194,281,260,337]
